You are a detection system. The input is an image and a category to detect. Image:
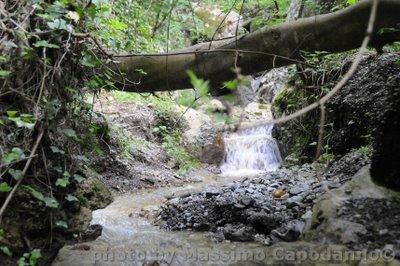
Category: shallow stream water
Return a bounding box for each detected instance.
[54,172,276,265]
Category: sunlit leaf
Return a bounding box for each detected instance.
[55,220,68,229]
[56,177,70,187]
[0,246,12,257]
[33,40,60,49]
[2,148,25,164]
[0,183,12,193]
[65,194,79,202]
[50,146,65,154]
[73,174,85,183]
[0,70,11,78]
[8,169,23,180]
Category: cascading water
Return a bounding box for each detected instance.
[220,125,282,176]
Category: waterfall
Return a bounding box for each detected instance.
[220,124,282,176]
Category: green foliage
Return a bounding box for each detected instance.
[55,220,68,229]
[0,183,12,193]
[1,148,25,165]
[352,145,372,156]
[22,186,59,209]
[18,249,41,266]
[346,0,357,6]
[162,131,201,175]
[187,70,209,97]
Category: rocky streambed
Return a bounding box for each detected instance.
[156,151,370,245]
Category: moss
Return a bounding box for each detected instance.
[162,130,201,175]
[77,169,113,210]
[111,91,199,175]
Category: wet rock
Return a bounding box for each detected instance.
[241,196,255,207]
[221,224,255,242]
[81,224,103,241]
[205,189,220,198]
[271,220,305,242]
[371,75,400,190]
[289,185,308,196]
[305,166,400,255]
[200,133,226,165]
[157,153,369,244]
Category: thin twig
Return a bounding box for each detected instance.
[0,129,44,224]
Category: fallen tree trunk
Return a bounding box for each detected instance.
[115,0,400,93]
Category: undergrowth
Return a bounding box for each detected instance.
[111,90,200,175]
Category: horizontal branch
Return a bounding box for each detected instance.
[115,0,400,93]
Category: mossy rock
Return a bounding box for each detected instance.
[77,169,113,210]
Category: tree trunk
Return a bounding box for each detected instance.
[115,0,400,93]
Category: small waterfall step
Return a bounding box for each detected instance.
[221,125,282,176]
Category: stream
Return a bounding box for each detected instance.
[53,124,284,265]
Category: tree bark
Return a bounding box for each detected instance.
[115,0,400,93]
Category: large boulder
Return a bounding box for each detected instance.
[370,73,400,190]
[272,53,400,162]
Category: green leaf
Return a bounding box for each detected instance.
[6,111,18,117]
[55,220,68,229]
[0,183,12,192]
[80,51,100,68]
[73,174,85,183]
[43,197,59,208]
[346,0,357,5]
[55,178,70,188]
[0,246,12,257]
[50,146,65,154]
[107,19,128,31]
[65,194,78,202]
[33,40,60,49]
[0,70,11,78]
[63,128,77,138]
[7,113,35,129]
[187,70,209,97]
[223,80,238,90]
[48,18,73,32]
[2,147,25,164]
[30,249,42,265]
[8,169,23,180]
[23,186,45,201]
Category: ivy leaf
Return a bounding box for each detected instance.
[0,246,12,257]
[55,220,68,229]
[63,128,77,138]
[73,174,85,183]
[43,197,59,208]
[80,51,99,67]
[65,194,79,202]
[0,70,11,78]
[0,183,12,193]
[48,18,73,32]
[7,113,35,129]
[33,40,60,49]
[50,146,65,154]
[23,186,45,201]
[8,169,23,180]
[55,178,70,188]
[1,148,25,164]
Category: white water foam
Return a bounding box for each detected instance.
[220,124,282,176]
